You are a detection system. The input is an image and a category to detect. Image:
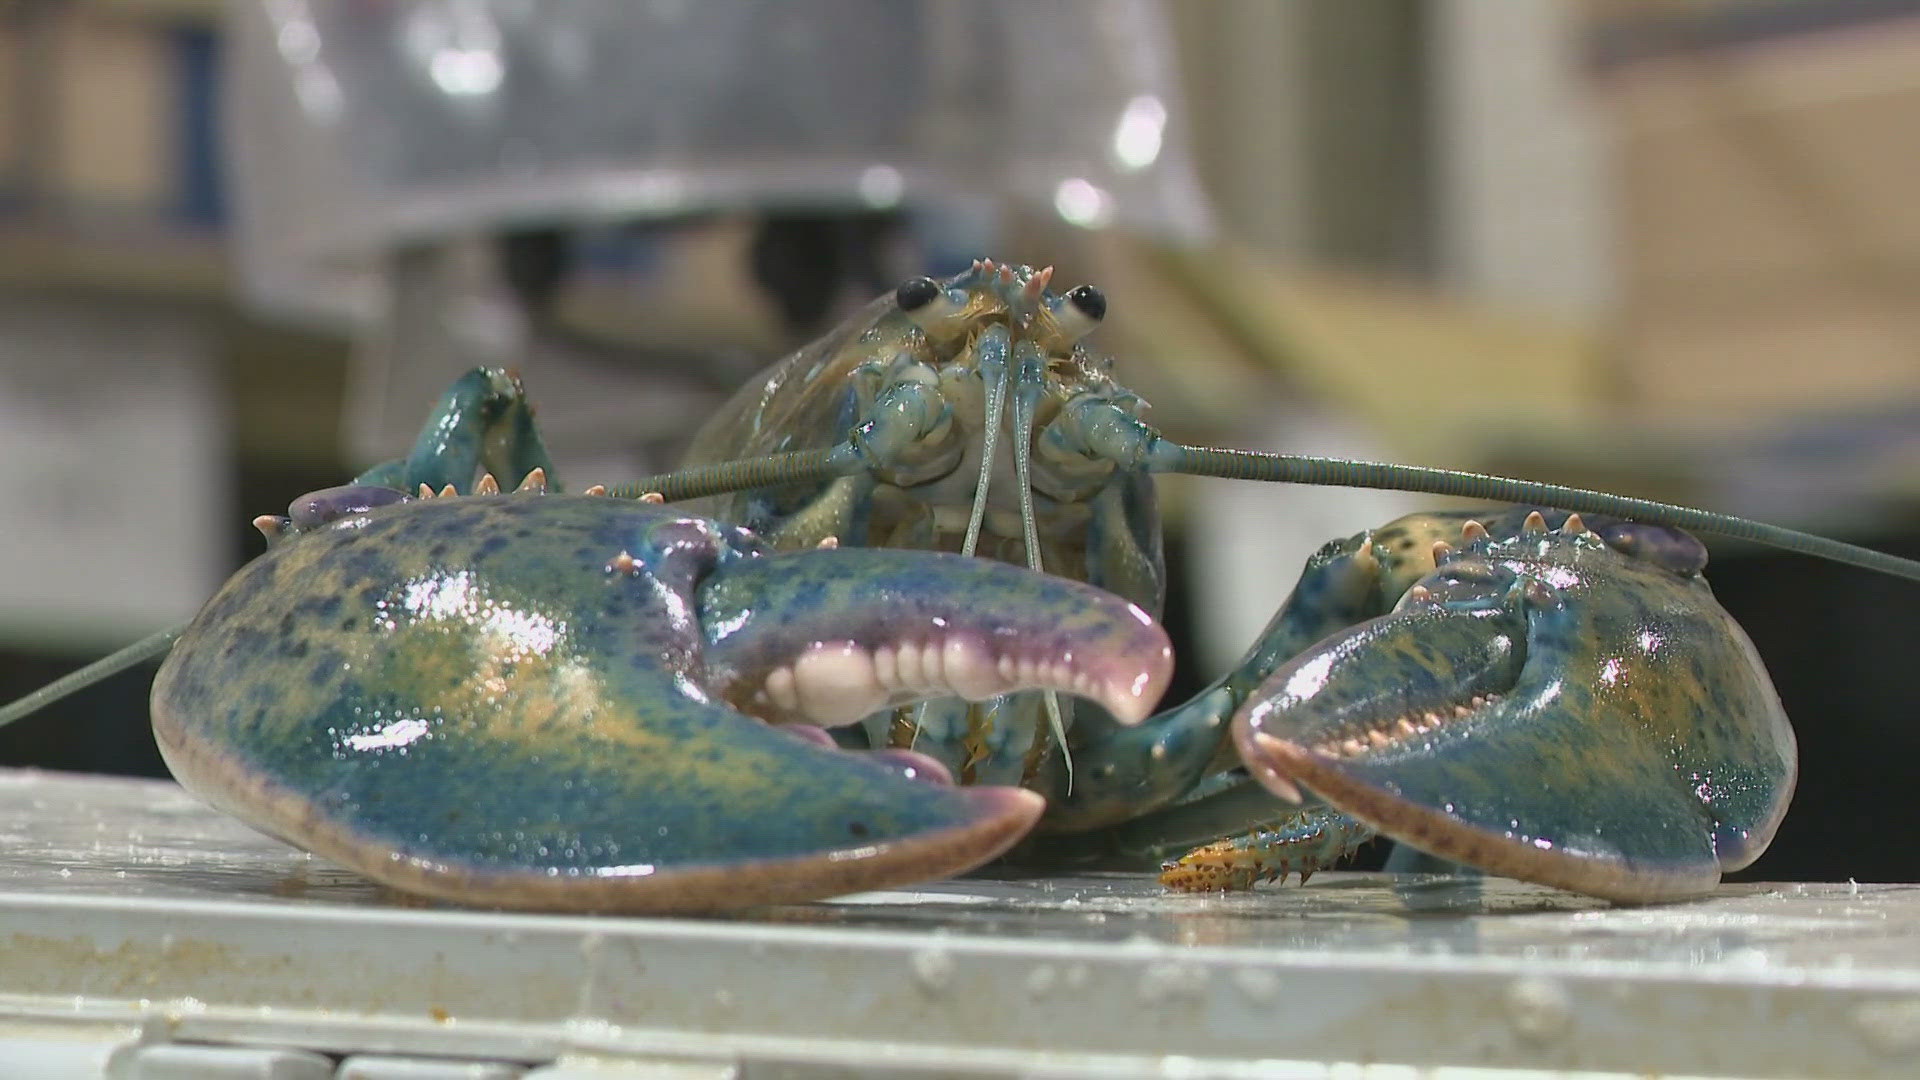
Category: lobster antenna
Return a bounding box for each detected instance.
[1158,444,1920,583]
[604,447,845,503]
[0,624,185,729]
[962,326,1014,557]
[1009,340,1074,789]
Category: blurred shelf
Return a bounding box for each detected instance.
[0,223,224,301]
[84,0,221,23]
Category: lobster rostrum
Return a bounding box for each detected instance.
[6,259,1915,912]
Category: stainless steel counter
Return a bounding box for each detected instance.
[0,767,1914,1078]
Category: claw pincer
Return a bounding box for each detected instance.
[1234,510,1795,902]
[152,491,1170,912]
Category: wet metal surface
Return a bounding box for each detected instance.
[0,767,1916,1077]
[2,767,1913,974]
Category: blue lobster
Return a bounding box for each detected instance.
[9,259,1913,912]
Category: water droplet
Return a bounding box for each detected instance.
[911,948,954,994]
[1025,964,1057,998]
[1138,962,1206,1004]
[1232,967,1279,1003]
[1505,976,1571,1043]
[1853,997,1920,1055]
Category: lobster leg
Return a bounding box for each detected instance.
[1160,806,1378,890]
[353,368,559,494]
[1046,521,1405,834]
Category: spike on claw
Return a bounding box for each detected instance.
[1523,510,1548,533]
[816,536,840,550]
[516,468,548,493]
[638,491,664,505]
[1461,519,1489,543]
[475,473,500,495]
[1351,532,1378,573]
[418,484,435,499]
[1431,540,1454,563]
[1406,584,1433,603]
[1563,513,1588,534]
[438,484,458,499]
[252,515,287,540]
[582,485,608,497]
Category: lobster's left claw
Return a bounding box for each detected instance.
[153,496,1173,913]
[1234,523,1796,902]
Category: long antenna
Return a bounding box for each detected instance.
[0,625,185,729]
[1158,445,1920,583]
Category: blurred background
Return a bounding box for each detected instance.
[0,0,1914,883]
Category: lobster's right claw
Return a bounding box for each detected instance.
[1233,520,1796,902]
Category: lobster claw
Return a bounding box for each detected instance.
[152,496,1172,913]
[1234,518,1796,902]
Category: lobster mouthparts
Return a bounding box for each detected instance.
[1234,523,1795,902]
[152,496,1171,913]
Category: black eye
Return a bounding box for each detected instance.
[895,276,941,312]
[1066,284,1106,322]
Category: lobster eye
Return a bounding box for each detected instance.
[1049,283,1107,344]
[895,276,942,312]
[1065,284,1106,323]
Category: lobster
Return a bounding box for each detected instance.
[6,258,1915,913]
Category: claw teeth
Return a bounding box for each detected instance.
[1461,519,1489,542]
[793,642,894,722]
[1430,540,1454,563]
[582,484,608,497]
[418,484,435,499]
[516,468,548,493]
[639,491,664,505]
[252,514,288,540]
[940,637,1002,700]
[1523,510,1548,533]
[1407,585,1433,604]
[765,665,800,712]
[784,637,1014,724]
[438,484,458,499]
[475,473,500,495]
[816,535,840,550]
[1563,512,1588,534]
